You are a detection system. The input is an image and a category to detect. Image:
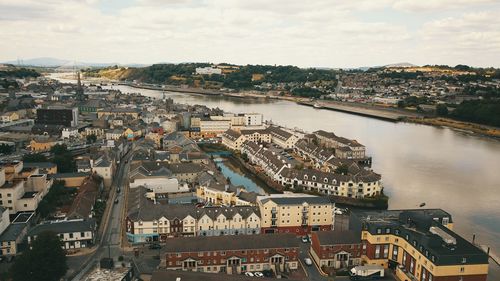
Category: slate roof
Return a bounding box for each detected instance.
[316,230,361,245]
[28,219,96,236]
[352,209,487,266]
[161,233,299,253]
[258,194,331,205]
[127,187,260,222]
[222,129,242,141]
[22,162,57,169]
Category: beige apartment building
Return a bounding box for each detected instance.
[257,193,334,235]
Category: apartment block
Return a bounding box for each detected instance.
[350,209,489,281]
[257,193,334,235]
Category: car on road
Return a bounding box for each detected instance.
[114,198,119,204]
[301,236,309,243]
[244,272,254,277]
[254,272,264,277]
[149,243,162,250]
[304,257,313,266]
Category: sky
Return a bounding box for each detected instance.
[1,0,500,68]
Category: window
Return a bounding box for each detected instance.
[375,245,381,259]
[392,245,399,260]
[81,232,85,237]
[69,233,73,239]
[385,228,391,234]
[383,244,389,258]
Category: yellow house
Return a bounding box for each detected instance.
[29,138,57,152]
[145,132,162,148]
[1,111,20,123]
[123,127,142,140]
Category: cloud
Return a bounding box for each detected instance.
[393,0,497,12]
[0,0,499,67]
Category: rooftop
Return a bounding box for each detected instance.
[28,219,96,237]
[161,233,299,253]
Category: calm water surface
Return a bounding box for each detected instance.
[214,158,266,195]
[102,84,500,278]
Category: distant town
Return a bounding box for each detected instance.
[0,65,495,281]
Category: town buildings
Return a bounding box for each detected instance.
[36,107,79,127]
[257,193,334,235]
[27,218,96,250]
[160,233,300,275]
[310,230,362,269]
[350,209,489,281]
[126,187,261,243]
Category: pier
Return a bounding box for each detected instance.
[298,101,413,122]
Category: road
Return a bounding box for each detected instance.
[67,145,134,280]
[298,240,328,281]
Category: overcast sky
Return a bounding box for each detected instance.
[1,0,499,68]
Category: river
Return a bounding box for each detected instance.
[102,84,500,276]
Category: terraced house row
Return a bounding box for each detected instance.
[126,187,261,243]
[127,187,335,242]
[160,233,300,276]
[240,141,382,198]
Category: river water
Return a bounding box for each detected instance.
[93,82,499,278]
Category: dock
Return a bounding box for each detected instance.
[479,245,500,266]
[298,101,410,122]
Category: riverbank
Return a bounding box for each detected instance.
[406,117,500,139]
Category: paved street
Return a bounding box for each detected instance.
[66,145,135,280]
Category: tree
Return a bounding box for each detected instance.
[50,144,76,173]
[0,144,13,154]
[436,104,448,116]
[334,164,349,175]
[22,153,48,163]
[86,134,97,144]
[11,231,67,281]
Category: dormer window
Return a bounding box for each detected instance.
[304,175,308,180]
[312,176,316,181]
[324,178,328,183]
[462,257,467,263]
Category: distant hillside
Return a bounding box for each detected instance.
[2,57,146,68]
[384,62,417,68]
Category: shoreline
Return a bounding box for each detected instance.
[69,75,500,141]
[405,117,500,140]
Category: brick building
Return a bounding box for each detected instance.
[161,234,299,276]
[310,230,362,269]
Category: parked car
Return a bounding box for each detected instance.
[244,272,254,277]
[304,258,313,266]
[114,198,119,204]
[254,272,264,277]
[301,236,309,243]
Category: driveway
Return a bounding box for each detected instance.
[298,239,329,281]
